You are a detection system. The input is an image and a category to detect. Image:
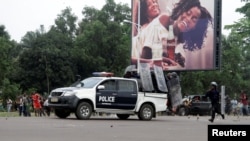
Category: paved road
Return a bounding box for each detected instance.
[1,114,249,141]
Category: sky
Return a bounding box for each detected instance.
[0,0,247,42]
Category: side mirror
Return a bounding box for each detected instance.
[97,85,105,90]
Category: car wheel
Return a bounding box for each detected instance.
[192,107,200,115]
[139,104,154,121]
[75,102,92,120]
[178,107,186,116]
[117,114,130,120]
[54,109,71,118]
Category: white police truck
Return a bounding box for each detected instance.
[48,69,171,120]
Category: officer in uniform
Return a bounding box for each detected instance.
[205,81,225,123]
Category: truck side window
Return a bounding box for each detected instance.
[101,80,116,91]
[193,96,200,102]
[118,80,137,93]
[202,96,208,101]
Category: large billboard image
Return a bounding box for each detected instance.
[130,0,221,71]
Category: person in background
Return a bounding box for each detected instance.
[224,95,232,115]
[237,99,243,116]
[32,92,41,117]
[18,95,24,116]
[39,97,46,116]
[205,81,224,123]
[22,93,28,116]
[230,98,238,116]
[6,98,13,117]
[43,98,51,116]
[24,94,32,117]
[240,90,249,116]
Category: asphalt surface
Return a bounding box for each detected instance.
[1,114,249,141]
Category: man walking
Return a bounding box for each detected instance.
[205,81,225,123]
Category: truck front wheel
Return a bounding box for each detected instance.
[138,104,154,121]
[75,102,92,120]
[54,109,71,118]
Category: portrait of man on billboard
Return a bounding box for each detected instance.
[131,0,217,71]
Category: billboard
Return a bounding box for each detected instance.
[130,0,221,71]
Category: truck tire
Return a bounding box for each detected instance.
[117,114,130,120]
[75,102,92,120]
[138,104,154,121]
[54,109,71,118]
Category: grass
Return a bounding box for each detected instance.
[0,112,20,117]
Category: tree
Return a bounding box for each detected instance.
[16,7,78,94]
[223,2,250,95]
[0,25,21,104]
[74,0,131,78]
[0,25,10,40]
[53,7,78,39]
[13,1,131,94]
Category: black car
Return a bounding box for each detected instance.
[177,95,212,116]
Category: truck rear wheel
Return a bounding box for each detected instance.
[138,104,154,120]
[54,109,71,118]
[75,102,92,120]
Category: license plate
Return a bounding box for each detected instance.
[51,97,58,102]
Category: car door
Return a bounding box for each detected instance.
[116,79,138,110]
[190,95,212,115]
[96,79,118,109]
[201,96,212,113]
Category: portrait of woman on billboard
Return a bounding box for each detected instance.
[131,0,216,71]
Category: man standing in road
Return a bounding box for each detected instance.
[205,81,225,123]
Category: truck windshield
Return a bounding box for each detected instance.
[74,77,103,88]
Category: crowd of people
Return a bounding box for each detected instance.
[224,90,249,116]
[7,92,51,117]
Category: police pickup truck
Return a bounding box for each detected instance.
[48,71,168,121]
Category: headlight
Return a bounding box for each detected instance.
[62,91,76,96]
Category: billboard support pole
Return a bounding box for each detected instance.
[221,85,225,115]
[137,0,140,74]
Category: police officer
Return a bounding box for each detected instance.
[205,81,225,123]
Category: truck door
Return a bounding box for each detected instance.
[96,79,118,109]
[116,79,138,110]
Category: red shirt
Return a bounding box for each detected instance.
[240,93,248,105]
[32,93,41,109]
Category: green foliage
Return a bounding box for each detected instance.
[74,0,131,78]
[3,0,131,94]
[0,78,21,107]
